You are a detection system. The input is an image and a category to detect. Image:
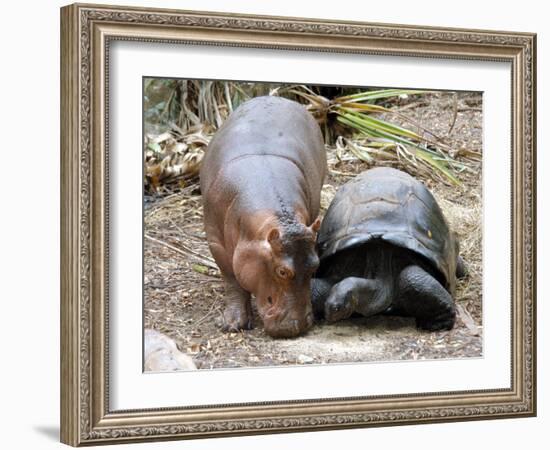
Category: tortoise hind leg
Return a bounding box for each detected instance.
[454,236,468,279]
[395,265,456,331]
[456,256,468,279]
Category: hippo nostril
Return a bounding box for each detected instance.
[265,306,277,318]
[267,296,273,305]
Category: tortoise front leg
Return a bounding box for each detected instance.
[395,265,456,331]
[324,277,391,323]
[311,278,333,320]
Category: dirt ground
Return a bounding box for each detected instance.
[144,92,483,370]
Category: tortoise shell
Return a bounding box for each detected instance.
[317,167,458,293]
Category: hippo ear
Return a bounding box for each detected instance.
[267,228,280,244]
[310,217,321,233]
[267,228,282,251]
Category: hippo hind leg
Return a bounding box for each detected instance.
[219,277,253,332]
[395,265,456,331]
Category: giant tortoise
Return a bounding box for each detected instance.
[311,167,467,331]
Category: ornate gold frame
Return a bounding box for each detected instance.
[60,3,536,446]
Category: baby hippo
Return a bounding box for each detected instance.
[200,96,327,338]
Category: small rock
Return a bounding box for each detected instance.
[320,184,337,211]
[144,329,197,372]
[297,354,314,364]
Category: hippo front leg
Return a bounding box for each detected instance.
[220,277,253,332]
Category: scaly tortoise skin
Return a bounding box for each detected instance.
[311,167,467,330]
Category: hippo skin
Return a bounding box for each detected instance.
[200,96,327,338]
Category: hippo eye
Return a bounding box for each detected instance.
[276,266,293,280]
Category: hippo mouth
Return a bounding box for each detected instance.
[262,308,314,338]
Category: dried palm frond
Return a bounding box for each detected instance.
[144,80,479,188]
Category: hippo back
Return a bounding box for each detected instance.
[200,96,326,219]
[317,167,457,292]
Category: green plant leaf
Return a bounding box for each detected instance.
[192,264,209,275]
[335,89,428,103]
[336,113,460,185]
[147,142,162,154]
[339,109,423,140]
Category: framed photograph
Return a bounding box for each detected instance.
[60,3,536,446]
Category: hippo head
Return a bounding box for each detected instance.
[235,216,321,338]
